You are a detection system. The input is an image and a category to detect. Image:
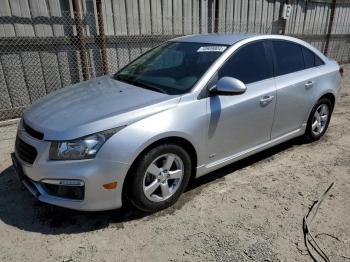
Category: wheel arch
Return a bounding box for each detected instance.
[318,92,336,111]
[122,136,198,202]
[303,91,335,142]
[304,91,336,124]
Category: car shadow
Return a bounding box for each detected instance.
[0,137,303,235]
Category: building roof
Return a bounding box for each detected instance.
[171,33,258,45]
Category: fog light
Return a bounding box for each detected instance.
[41,179,84,186]
[40,179,85,200]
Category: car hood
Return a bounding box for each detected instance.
[23,76,181,140]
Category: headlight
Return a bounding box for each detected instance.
[49,127,124,160]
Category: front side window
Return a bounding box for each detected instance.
[218,41,273,84]
[115,42,227,95]
[272,40,305,76]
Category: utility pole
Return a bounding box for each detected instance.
[96,0,109,75]
[72,0,89,80]
[324,0,337,55]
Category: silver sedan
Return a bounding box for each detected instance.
[12,34,342,212]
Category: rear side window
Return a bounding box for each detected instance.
[302,47,315,69]
[315,55,325,66]
[272,40,305,76]
[302,46,325,69]
[218,41,273,84]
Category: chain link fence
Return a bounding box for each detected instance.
[0,0,349,121]
[0,12,189,121]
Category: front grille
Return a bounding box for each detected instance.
[15,137,38,164]
[23,120,44,140]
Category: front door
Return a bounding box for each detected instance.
[205,40,276,163]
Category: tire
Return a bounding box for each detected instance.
[128,144,192,213]
[303,98,333,142]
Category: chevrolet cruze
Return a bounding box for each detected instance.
[12,34,342,212]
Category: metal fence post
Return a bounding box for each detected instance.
[96,0,109,75]
[281,0,290,35]
[207,0,213,33]
[324,0,337,56]
[214,0,219,33]
[72,0,89,80]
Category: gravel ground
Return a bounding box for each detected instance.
[0,64,349,262]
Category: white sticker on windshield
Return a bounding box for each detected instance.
[197,46,227,52]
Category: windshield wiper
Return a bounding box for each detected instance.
[114,74,133,84]
[114,74,167,94]
[132,80,167,94]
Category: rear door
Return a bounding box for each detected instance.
[270,40,320,139]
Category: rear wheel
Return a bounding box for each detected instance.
[128,144,192,213]
[304,98,333,142]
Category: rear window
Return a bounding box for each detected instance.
[272,40,305,76]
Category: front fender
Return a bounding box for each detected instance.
[97,100,206,166]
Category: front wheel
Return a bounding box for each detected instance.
[128,144,192,213]
[303,98,333,142]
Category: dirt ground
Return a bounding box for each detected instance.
[0,65,349,262]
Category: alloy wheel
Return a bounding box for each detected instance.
[142,153,184,202]
[311,104,329,136]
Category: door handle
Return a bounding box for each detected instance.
[260,95,274,106]
[305,81,314,89]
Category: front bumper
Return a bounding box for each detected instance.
[13,128,129,211]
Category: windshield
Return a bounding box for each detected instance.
[114,42,228,95]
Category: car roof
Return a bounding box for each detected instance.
[171,33,258,45]
[170,33,328,60]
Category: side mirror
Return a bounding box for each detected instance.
[209,77,246,96]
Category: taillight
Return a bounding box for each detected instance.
[339,67,344,78]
